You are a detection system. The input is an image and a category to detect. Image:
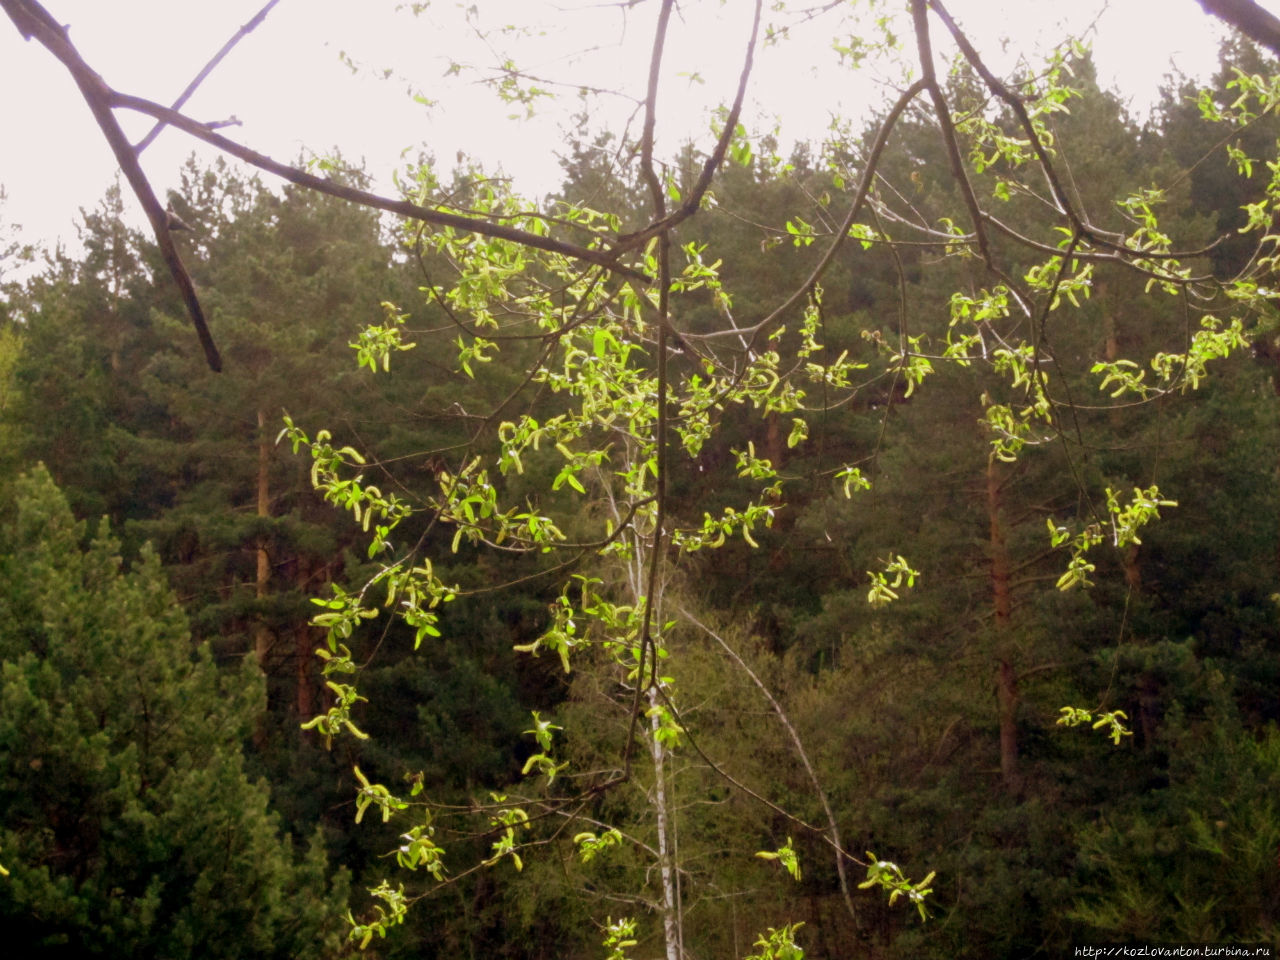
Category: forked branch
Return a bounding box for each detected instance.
[2,0,222,370]
[133,0,281,154]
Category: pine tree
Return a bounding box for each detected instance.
[0,466,349,958]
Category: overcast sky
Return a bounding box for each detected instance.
[0,0,1273,256]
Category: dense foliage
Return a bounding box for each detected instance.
[4,3,1280,958]
[0,467,349,957]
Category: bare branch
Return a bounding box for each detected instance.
[680,607,860,925]
[3,0,222,370]
[134,0,281,154]
[614,0,764,253]
[912,0,997,268]
[112,92,651,283]
[926,0,1083,230]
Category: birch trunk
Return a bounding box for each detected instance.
[648,687,681,960]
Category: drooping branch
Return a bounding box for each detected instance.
[926,0,1179,265]
[680,607,861,926]
[926,0,1087,233]
[912,0,997,268]
[133,0,280,154]
[915,0,1220,300]
[739,78,928,352]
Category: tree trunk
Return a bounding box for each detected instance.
[295,622,315,719]
[1137,671,1161,749]
[764,410,785,472]
[987,452,1019,789]
[1123,542,1142,593]
[1253,338,1280,705]
[996,658,1019,787]
[254,408,272,671]
[648,687,681,960]
[1101,280,1119,363]
[1269,345,1280,610]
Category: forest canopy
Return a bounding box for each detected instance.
[3,1,1280,957]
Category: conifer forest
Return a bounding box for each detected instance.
[4,0,1280,956]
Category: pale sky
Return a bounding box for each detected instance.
[0,0,1272,257]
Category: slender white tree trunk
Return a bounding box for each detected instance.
[607,464,683,960]
[648,687,680,960]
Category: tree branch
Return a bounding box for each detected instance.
[623,0,676,780]
[613,0,764,253]
[133,0,280,154]
[111,92,651,283]
[1198,0,1280,57]
[3,0,659,372]
[680,607,861,926]
[2,0,222,370]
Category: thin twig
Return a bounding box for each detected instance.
[134,0,281,154]
[680,607,861,925]
[740,79,928,353]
